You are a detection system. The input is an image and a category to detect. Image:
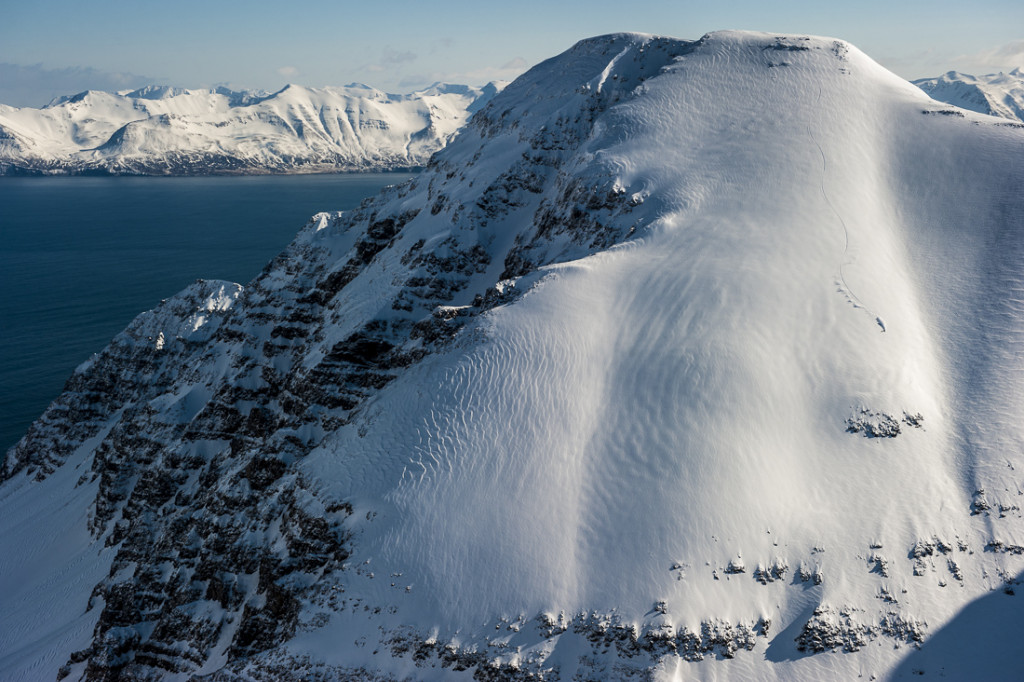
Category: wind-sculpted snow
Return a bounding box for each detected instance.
[2,30,1024,681]
[0,82,502,175]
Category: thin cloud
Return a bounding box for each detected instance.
[0,63,156,108]
[880,40,1024,80]
[450,59,532,86]
[381,48,417,66]
[875,48,941,79]
[430,38,455,53]
[277,66,299,78]
[396,74,432,88]
[955,40,1024,74]
[395,56,531,91]
[500,57,529,70]
[362,47,418,76]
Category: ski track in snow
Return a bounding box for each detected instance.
[808,85,884,332]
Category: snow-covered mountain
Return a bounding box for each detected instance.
[913,68,1024,122]
[0,82,502,175]
[3,31,1024,681]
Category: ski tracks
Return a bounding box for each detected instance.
[809,86,885,332]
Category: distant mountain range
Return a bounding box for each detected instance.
[913,68,1024,122]
[0,82,502,175]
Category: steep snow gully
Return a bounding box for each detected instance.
[2,31,1024,681]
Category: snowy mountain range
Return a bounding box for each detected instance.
[913,68,1024,122]
[0,82,502,175]
[3,31,1024,681]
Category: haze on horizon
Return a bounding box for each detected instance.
[1,0,1022,107]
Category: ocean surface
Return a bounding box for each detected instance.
[0,173,413,455]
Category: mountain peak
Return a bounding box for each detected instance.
[3,31,1024,681]
[121,84,188,100]
[45,89,102,107]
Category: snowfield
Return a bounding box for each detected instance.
[0,82,501,175]
[2,31,1023,681]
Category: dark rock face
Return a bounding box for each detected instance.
[794,606,925,654]
[187,611,768,681]
[845,409,924,438]
[4,194,454,678]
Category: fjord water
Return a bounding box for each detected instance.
[0,173,412,454]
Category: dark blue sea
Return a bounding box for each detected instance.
[0,173,413,454]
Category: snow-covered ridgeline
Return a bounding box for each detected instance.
[0,82,502,175]
[1,31,1024,681]
[914,68,1024,122]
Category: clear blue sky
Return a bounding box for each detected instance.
[2,0,1022,107]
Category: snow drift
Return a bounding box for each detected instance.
[2,31,1024,681]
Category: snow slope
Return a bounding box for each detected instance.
[2,31,1024,681]
[914,68,1024,122]
[0,82,502,175]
